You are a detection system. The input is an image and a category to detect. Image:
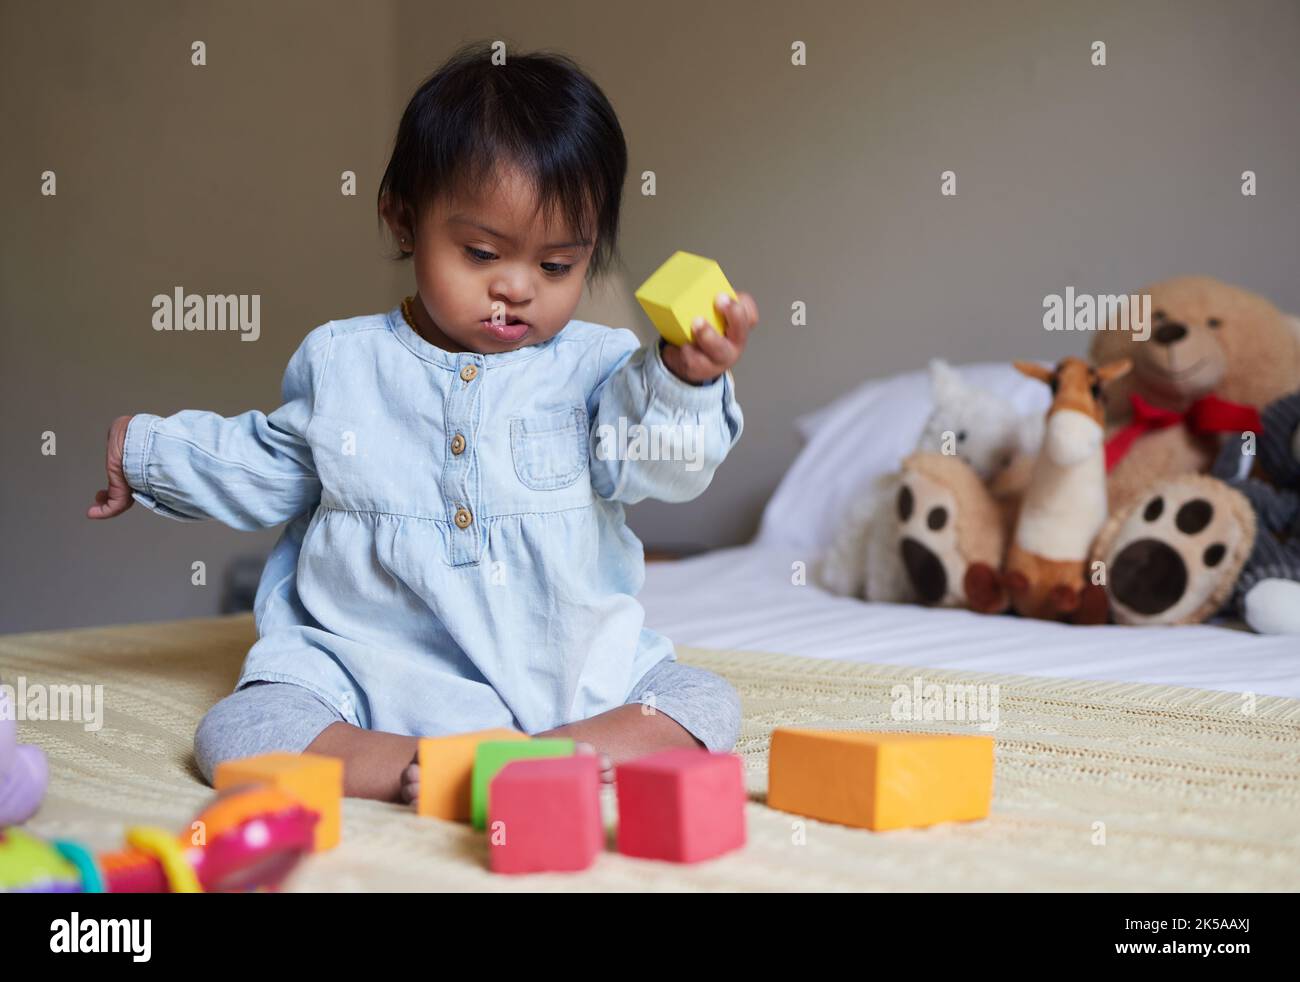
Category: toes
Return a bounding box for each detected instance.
[400,762,420,805]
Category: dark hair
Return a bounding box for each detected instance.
[378,41,628,283]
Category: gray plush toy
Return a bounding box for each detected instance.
[1212,389,1300,633]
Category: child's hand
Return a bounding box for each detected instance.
[87,415,135,519]
[661,291,758,385]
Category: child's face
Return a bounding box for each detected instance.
[392,163,596,355]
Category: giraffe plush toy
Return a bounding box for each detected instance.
[965,356,1131,623]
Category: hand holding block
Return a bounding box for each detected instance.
[766,729,994,831]
[635,250,737,346]
[488,755,605,874]
[615,749,746,863]
[471,738,575,830]
[416,728,528,822]
[212,752,344,852]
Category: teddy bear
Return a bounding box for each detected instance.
[816,360,1032,603]
[0,685,48,826]
[1088,277,1300,625]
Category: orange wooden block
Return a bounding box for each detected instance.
[213,752,344,852]
[766,729,994,831]
[417,728,528,822]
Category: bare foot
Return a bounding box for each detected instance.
[309,705,702,809]
[400,741,614,810]
[538,703,703,769]
[304,722,419,803]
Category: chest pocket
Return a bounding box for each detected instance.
[510,406,590,491]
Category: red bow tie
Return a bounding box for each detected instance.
[1104,392,1263,471]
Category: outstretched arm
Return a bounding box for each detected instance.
[88,325,330,530]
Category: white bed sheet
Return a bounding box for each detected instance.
[641,544,1300,700]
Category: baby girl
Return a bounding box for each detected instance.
[87,44,758,804]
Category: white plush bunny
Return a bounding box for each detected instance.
[816,360,1034,599]
[917,359,1032,481]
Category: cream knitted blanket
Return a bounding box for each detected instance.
[3,614,1297,891]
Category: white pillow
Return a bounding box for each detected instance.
[754,362,1052,554]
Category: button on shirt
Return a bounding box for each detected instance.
[121,306,744,736]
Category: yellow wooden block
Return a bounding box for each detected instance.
[766,729,994,831]
[417,728,529,822]
[213,751,344,852]
[634,250,736,346]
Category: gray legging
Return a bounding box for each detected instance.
[193,657,742,785]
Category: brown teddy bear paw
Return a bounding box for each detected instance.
[1091,475,1256,625]
[893,452,1008,608]
[894,474,958,605]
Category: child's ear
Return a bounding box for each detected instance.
[1014,360,1054,384]
[1096,358,1132,385]
[379,194,414,250]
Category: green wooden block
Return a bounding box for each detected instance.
[472,738,576,830]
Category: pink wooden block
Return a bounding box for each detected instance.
[487,755,605,874]
[615,749,747,863]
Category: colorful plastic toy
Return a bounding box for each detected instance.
[615,749,746,863]
[213,751,343,852]
[488,755,604,875]
[0,686,48,826]
[0,828,82,892]
[471,738,574,831]
[0,785,318,893]
[766,728,995,831]
[417,728,528,822]
[635,250,737,346]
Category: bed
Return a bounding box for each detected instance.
[4,605,1298,892]
[5,362,1299,891]
[642,544,1300,700]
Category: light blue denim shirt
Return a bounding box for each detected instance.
[122,305,743,736]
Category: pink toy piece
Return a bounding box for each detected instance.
[488,755,604,874]
[615,749,746,863]
[0,687,49,826]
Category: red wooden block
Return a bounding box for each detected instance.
[487,755,604,874]
[615,749,746,863]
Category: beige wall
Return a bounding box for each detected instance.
[3,0,1298,631]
